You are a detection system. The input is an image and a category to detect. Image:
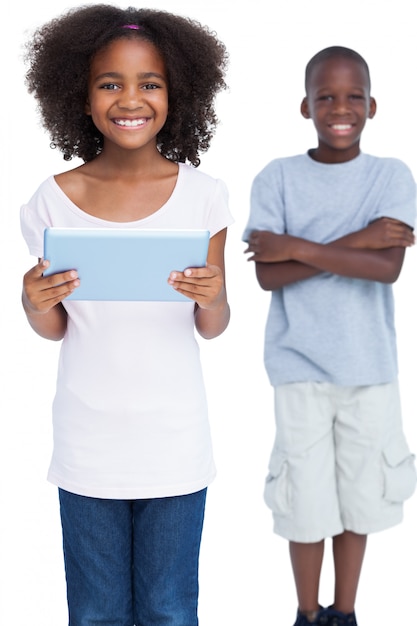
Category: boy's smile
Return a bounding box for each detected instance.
[300,57,376,164]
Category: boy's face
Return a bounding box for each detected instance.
[300,57,376,163]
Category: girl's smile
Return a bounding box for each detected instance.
[113,117,149,128]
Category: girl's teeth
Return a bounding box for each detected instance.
[116,119,145,127]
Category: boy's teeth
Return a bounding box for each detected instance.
[116,119,145,127]
[332,124,351,130]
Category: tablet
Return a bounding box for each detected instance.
[43,227,210,302]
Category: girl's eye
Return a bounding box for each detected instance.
[96,82,163,91]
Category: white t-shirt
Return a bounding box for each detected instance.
[21,163,233,499]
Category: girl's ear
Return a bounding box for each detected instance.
[300,97,310,119]
[85,99,91,116]
[368,96,377,119]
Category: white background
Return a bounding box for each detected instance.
[1,0,416,624]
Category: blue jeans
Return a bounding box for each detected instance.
[58,488,207,626]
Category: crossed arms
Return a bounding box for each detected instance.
[244,217,415,290]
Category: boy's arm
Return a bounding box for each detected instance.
[246,218,414,290]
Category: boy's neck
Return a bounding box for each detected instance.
[308,145,361,164]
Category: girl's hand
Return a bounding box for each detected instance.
[168,263,226,310]
[23,259,80,315]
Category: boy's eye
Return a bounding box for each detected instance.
[318,95,333,101]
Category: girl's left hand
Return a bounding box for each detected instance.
[168,264,226,309]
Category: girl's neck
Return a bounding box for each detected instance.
[87,142,172,179]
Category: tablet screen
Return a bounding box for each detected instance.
[43,227,210,301]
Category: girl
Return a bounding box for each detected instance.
[20,5,232,625]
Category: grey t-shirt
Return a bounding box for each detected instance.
[243,152,416,386]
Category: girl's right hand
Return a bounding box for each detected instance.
[23,259,80,315]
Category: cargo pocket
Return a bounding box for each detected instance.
[382,435,417,503]
[264,453,291,515]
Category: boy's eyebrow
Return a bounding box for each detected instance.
[314,85,368,94]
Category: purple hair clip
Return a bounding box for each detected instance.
[122,24,142,30]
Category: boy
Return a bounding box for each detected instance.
[243,46,416,626]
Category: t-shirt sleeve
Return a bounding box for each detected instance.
[242,160,285,242]
[20,181,53,258]
[372,158,416,229]
[207,178,234,237]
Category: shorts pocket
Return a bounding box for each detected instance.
[382,436,417,502]
[264,453,291,515]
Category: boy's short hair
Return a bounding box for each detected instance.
[305,46,371,92]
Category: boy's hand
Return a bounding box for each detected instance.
[23,259,80,315]
[244,230,295,262]
[168,264,226,310]
[347,217,415,250]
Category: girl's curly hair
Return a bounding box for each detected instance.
[24,4,228,166]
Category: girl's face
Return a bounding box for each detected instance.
[300,57,376,164]
[86,37,169,155]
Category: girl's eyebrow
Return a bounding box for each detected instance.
[92,71,167,82]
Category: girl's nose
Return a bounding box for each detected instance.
[118,86,143,109]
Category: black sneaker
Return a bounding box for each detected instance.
[322,607,357,625]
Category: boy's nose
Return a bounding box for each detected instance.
[332,97,349,113]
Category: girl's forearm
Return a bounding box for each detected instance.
[22,296,68,341]
[195,299,230,340]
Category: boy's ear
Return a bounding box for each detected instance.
[368,96,377,119]
[300,97,310,119]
